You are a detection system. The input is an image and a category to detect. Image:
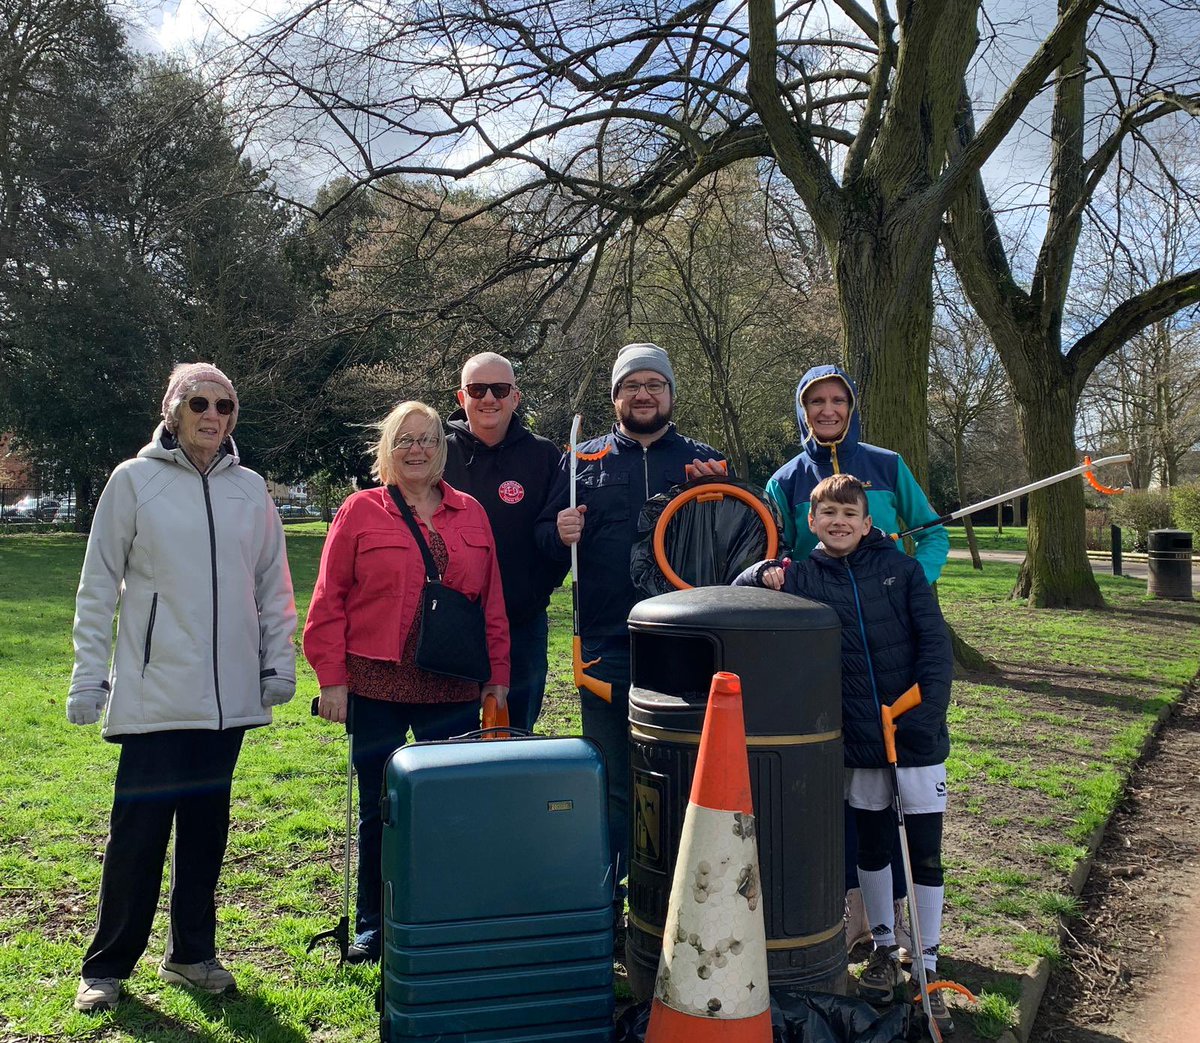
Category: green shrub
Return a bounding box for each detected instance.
[1110,489,1173,551]
[1172,483,1200,535]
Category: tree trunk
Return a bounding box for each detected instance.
[953,433,982,569]
[951,625,994,674]
[835,202,938,480]
[1012,381,1103,607]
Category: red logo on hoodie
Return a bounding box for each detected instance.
[498,480,524,504]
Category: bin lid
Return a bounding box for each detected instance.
[628,584,839,632]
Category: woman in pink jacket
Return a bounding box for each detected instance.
[305,400,510,963]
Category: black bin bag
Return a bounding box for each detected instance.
[630,476,783,596]
[616,992,918,1043]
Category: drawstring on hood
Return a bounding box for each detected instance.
[794,364,860,474]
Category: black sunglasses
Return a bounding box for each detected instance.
[463,382,515,400]
[187,396,235,416]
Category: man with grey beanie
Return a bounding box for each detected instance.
[536,342,727,944]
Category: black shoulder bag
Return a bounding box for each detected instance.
[386,485,492,684]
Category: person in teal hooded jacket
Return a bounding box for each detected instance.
[765,364,949,585]
[766,363,950,961]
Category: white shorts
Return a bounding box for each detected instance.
[845,764,947,815]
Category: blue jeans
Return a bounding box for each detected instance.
[505,612,549,733]
[580,682,630,892]
[349,695,481,954]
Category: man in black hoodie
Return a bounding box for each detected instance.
[444,352,567,731]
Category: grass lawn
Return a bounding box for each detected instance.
[947,524,1029,554]
[1,526,1197,1041]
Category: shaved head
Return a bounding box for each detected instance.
[461,351,515,386]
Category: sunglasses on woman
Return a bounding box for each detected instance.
[187,396,235,416]
[463,382,515,400]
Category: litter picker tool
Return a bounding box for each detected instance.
[648,473,779,592]
[569,414,612,703]
[307,695,354,962]
[881,686,975,1041]
[893,453,1131,541]
[481,692,513,739]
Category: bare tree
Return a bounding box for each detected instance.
[226,0,1198,604]
[626,163,838,477]
[942,11,1200,605]
[928,291,1014,568]
[1077,138,1200,488]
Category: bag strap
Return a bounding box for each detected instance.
[385,485,441,583]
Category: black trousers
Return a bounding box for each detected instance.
[349,694,482,950]
[81,728,246,979]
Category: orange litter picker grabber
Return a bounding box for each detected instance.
[881,686,976,1041]
[892,453,1131,541]
[569,414,612,703]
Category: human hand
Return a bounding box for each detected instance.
[760,567,785,590]
[261,676,295,708]
[481,684,509,710]
[66,690,105,726]
[685,458,728,479]
[317,684,349,724]
[557,505,587,546]
[751,558,789,590]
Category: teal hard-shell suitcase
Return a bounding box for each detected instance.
[379,735,615,1042]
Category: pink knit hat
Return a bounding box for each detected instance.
[161,362,240,434]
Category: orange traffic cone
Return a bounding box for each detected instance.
[644,671,772,1042]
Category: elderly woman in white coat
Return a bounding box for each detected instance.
[66,362,297,1014]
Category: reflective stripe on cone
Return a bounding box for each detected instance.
[645,672,772,1042]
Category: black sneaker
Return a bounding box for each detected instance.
[857,945,905,1005]
[345,943,379,965]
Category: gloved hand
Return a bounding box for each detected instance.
[66,690,106,726]
[261,676,295,708]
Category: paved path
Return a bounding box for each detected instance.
[1127,867,1200,1042]
[947,548,1200,594]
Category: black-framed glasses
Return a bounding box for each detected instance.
[187,396,235,416]
[394,433,441,450]
[617,379,668,397]
[463,382,515,400]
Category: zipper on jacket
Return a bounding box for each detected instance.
[141,592,159,677]
[846,561,886,743]
[642,445,651,501]
[200,473,224,729]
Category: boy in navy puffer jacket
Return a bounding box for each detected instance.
[735,474,954,1029]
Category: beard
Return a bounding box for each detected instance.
[616,398,673,435]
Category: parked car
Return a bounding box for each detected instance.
[8,496,59,521]
[277,504,307,520]
[54,503,77,523]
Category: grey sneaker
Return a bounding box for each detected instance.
[158,958,237,994]
[857,945,905,1004]
[926,987,956,1036]
[844,888,872,952]
[74,976,121,1013]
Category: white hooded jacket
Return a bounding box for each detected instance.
[69,424,297,737]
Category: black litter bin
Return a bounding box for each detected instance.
[624,585,846,1002]
[1147,529,1194,600]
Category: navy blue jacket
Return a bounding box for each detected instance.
[444,410,569,625]
[735,528,951,768]
[536,423,726,684]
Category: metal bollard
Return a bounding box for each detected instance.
[1110,524,1122,577]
